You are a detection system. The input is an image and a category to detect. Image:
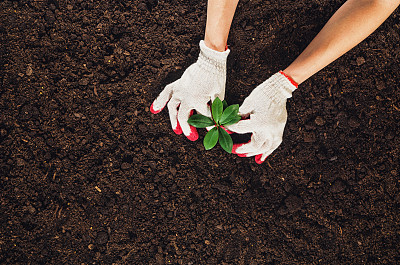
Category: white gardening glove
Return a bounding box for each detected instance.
[226,71,298,164]
[150,40,230,141]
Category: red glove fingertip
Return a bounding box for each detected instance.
[255,154,266,164]
[150,103,162,114]
[186,110,198,141]
[231,143,242,154]
[231,140,251,154]
[173,121,183,135]
[187,127,199,141]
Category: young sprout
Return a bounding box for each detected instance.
[188,98,241,153]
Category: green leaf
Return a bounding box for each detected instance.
[204,127,219,150]
[219,104,239,124]
[212,97,223,124]
[218,127,233,153]
[188,114,215,128]
[222,100,228,110]
[222,115,241,126]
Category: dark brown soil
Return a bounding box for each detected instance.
[1,0,400,264]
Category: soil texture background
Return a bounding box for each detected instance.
[1,0,400,264]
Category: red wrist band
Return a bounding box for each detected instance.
[279,70,298,88]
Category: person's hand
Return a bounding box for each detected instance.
[226,71,298,164]
[150,41,230,141]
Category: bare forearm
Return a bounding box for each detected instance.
[284,0,400,84]
[204,0,239,52]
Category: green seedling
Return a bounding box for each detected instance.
[188,98,241,153]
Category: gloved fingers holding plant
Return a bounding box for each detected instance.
[188,97,242,153]
[226,71,298,164]
[229,118,286,164]
[150,40,230,141]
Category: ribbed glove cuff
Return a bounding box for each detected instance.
[197,40,230,75]
[258,71,298,103]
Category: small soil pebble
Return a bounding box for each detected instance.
[26,64,33,76]
[356,57,366,66]
[331,180,346,193]
[285,195,304,213]
[121,162,131,170]
[95,231,109,245]
[315,116,325,126]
